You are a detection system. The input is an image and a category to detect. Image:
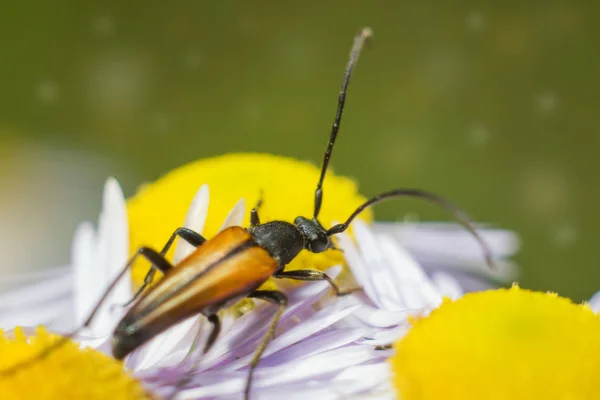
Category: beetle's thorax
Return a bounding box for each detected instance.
[250,221,304,267]
[250,217,331,268]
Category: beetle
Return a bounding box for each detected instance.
[1,27,495,399]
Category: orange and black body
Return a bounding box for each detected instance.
[112,219,314,359]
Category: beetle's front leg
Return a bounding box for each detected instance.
[122,227,207,307]
[275,269,363,297]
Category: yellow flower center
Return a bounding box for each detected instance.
[126,152,372,289]
[390,286,600,400]
[0,326,150,400]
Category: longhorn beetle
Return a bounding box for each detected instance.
[1,27,495,399]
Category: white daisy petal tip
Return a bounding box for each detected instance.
[175,184,210,262]
[219,198,246,231]
[103,176,125,202]
[589,290,600,313]
[184,184,210,230]
[101,177,128,236]
[431,271,463,300]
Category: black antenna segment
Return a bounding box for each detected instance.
[313,27,373,219]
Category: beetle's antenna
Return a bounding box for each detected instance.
[326,188,496,271]
[313,27,373,219]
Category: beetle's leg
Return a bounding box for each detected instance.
[184,314,221,359]
[275,269,362,296]
[0,246,170,376]
[202,314,221,354]
[124,227,207,307]
[244,290,288,400]
[166,314,221,400]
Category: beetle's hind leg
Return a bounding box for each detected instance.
[184,314,221,360]
[275,269,363,296]
[243,290,288,400]
[121,227,207,307]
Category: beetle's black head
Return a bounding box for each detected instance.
[294,216,332,253]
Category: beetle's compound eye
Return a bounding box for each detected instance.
[308,232,330,253]
[294,216,331,253]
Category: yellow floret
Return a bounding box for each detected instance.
[390,286,600,400]
[0,326,150,400]
[126,153,372,289]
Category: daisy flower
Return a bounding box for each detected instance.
[0,153,531,399]
[389,286,600,399]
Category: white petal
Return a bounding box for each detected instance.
[0,298,72,327]
[332,362,394,395]
[335,228,380,306]
[347,303,409,328]
[374,221,520,281]
[101,178,131,311]
[72,222,97,328]
[174,184,209,262]
[91,178,131,335]
[375,221,521,258]
[257,346,381,387]
[78,336,111,350]
[432,271,464,300]
[589,290,600,312]
[353,221,405,311]
[219,198,246,231]
[223,304,362,370]
[257,327,367,368]
[356,324,409,345]
[178,346,380,398]
[0,272,72,311]
[248,363,393,400]
[0,267,73,329]
[0,265,69,286]
[139,317,216,368]
[378,235,443,309]
[131,315,200,371]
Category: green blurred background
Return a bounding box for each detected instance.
[1,1,598,301]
